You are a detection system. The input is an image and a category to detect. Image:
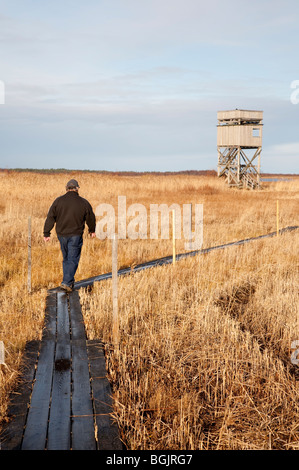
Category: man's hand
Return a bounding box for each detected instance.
[89,232,96,238]
[44,237,51,242]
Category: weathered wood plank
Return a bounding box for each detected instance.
[56,292,70,340]
[71,339,96,450]
[21,339,55,450]
[47,293,71,450]
[21,292,58,450]
[47,342,71,450]
[87,340,123,450]
[69,291,96,450]
[42,292,57,341]
[68,290,86,340]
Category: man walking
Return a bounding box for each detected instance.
[43,179,96,292]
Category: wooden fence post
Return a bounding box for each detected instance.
[172,210,176,265]
[189,203,192,250]
[0,341,5,365]
[276,200,279,236]
[112,234,119,346]
[28,216,32,293]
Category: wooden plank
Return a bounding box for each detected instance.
[21,292,58,450]
[68,290,86,340]
[87,340,123,450]
[69,291,96,450]
[71,339,96,450]
[47,293,71,450]
[43,292,57,341]
[56,292,70,340]
[47,342,71,450]
[21,339,55,450]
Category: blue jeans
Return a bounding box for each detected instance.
[58,235,83,286]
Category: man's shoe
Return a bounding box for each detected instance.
[60,283,73,293]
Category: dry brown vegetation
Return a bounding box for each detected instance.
[0,169,298,449]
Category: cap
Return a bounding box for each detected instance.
[66,179,80,190]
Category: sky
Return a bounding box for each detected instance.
[0,0,299,173]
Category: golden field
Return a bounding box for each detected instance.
[0,169,298,449]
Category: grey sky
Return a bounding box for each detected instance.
[0,0,298,172]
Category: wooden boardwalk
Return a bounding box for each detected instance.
[1,289,122,451]
[1,225,298,451]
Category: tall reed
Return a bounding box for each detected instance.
[0,170,298,449]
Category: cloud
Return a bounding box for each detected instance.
[262,142,299,171]
[0,1,299,173]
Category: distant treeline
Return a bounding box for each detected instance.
[1,168,298,177]
[1,168,218,176]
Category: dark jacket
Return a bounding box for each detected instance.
[43,191,96,237]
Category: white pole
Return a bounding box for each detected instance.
[112,234,119,346]
[28,216,32,293]
[189,203,192,250]
[0,341,5,365]
[172,210,176,265]
[276,200,279,236]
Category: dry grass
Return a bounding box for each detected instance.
[0,169,298,449]
[80,235,299,449]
